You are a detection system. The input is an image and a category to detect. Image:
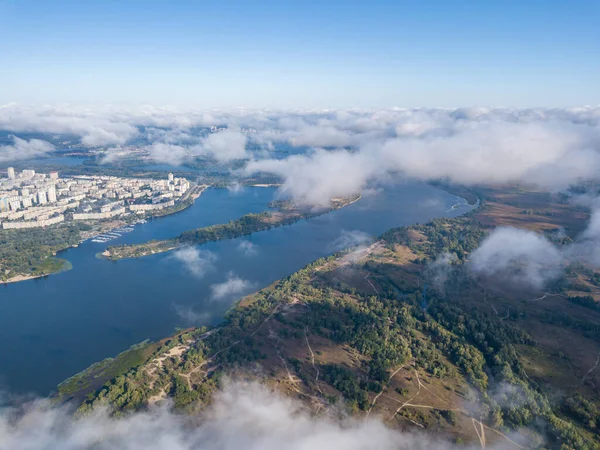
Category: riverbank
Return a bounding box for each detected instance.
[1,181,476,395]
[146,184,209,218]
[0,259,73,285]
[1,274,43,284]
[0,186,209,286]
[100,194,361,260]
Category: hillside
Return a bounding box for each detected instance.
[60,187,600,449]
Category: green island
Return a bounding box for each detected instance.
[100,195,361,260]
[59,186,600,449]
[0,223,90,282]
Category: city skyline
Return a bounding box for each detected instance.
[0,166,191,229]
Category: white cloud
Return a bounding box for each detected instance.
[249,118,600,205]
[237,241,258,256]
[0,381,504,450]
[210,272,254,300]
[469,227,563,289]
[147,130,248,165]
[328,230,373,252]
[566,205,600,267]
[0,104,138,146]
[2,105,600,205]
[201,129,248,162]
[469,201,600,290]
[148,142,191,166]
[171,247,217,279]
[227,182,244,194]
[246,149,375,206]
[427,252,458,291]
[0,136,55,163]
[173,304,211,325]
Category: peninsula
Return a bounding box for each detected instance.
[101,195,361,260]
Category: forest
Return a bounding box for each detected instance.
[0,223,91,281]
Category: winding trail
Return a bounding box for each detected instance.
[387,369,422,423]
[304,326,324,396]
[380,365,526,449]
[524,292,566,303]
[270,328,302,393]
[366,365,404,418]
[364,274,379,296]
[472,418,486,448]
[579,351,600,386]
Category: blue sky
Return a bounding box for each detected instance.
[1,0,598,107]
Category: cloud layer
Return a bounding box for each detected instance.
[0,136,55,163]
[470,204,600,289]
[2,104,600,205]
[470,228,563,289]
[0,381,507,450]
[247,117,600,205]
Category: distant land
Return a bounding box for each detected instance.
[57,185,600,449]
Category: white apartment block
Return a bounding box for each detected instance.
[1,170,192,228]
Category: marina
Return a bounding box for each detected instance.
[90,220,147,243]
[91,226,135,243]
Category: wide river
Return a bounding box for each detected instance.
[0,182,473,395]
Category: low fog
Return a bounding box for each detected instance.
[0,137,55,163]
[469,228,563,289]
[469,204,600,289]
[0,381,515,450]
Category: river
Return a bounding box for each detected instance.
[0,182,473,395]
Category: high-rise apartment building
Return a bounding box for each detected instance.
[7,167,15,179]
[37,190,48,205]
[47,186,57,203]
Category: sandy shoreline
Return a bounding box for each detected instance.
[1,274,44,284]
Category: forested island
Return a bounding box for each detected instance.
[100,195,361,260]
[59,187,600,449]
[0,223,90,283]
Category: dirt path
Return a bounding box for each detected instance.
[387,369,422,422]
[579,351,600,386]
[381,365,526,449]
[366,365,404,418]
[269,328,302,393]
[472,418,486,448]
[304,326,324,396]
[364,273,379,296]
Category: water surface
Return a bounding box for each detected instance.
[0,183,472,395]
